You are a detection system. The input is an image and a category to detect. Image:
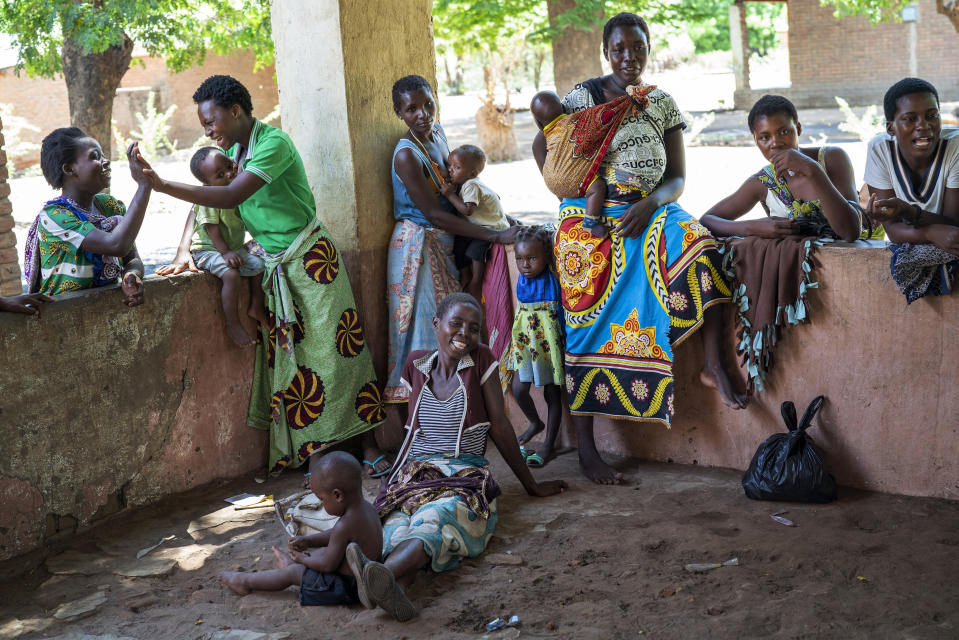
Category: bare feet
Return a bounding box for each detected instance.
[578,448,624,485]
[248,303,269,327]
[517,420,545,445]
[700,367,748,409]
[272,546,293,568]
[226,322,256,348]
[219,571,251,595]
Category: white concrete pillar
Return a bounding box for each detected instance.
[270,0,437,377]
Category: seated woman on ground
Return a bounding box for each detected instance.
[23,129,152,306]
[863,77,959,303]
[700,95,861,242]
[345,293,566,622]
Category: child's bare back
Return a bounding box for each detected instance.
[219,451,382,606]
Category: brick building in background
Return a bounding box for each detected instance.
[0,115,21,296]
[0,47,279,168]
[731,0,959,109]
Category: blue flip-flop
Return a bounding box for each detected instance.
[363,455,390,478]
[526,453,546,468]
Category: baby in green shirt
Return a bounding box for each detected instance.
[189,147,267,347]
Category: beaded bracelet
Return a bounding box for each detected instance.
[582,215,606,229]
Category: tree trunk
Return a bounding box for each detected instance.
[475,65,518,162]
[547,0,604,97]
[533,50,546,91]
[61,34,134,160]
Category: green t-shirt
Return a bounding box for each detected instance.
[229,119,316,254]
[190,205,247,253]
[36,193,127,295]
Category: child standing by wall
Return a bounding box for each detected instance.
[439,144,511,302]
[188,147,267,347]
[507,226,566,468]
[220,451,383,607]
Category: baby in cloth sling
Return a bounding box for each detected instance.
[530,84,657,237]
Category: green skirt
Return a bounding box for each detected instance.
[248,221,384,473]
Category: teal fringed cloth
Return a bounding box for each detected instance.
[719,235,825,392]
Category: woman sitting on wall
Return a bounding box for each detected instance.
[142,75,389,477]
[23,129,150,307]
[864,77,959,303]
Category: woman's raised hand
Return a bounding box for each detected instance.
[769,148,819,179]
[613,198,658,238]
[127,142,163,190]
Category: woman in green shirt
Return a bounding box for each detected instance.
[145,75,388,476]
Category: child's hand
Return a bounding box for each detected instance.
[221,250,243,269]
[440,183,456,199]
[289,549,309,564]
[156,254,198,276]
[289,536,309,552]
[121,272,144,307]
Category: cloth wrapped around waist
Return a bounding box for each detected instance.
[373,453,501,520]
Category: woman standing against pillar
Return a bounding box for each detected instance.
[385,75,517,405]
[145,75,389,477]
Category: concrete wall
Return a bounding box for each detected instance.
[0,274,266,561]
[270,0,436,380]
[508,244,959,501]
[0,51,278,166]
[734,0,959,109]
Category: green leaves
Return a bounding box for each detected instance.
[819,0,912,24]
[0,0,273,78]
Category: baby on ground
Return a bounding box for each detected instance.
[188,147,268,347]
[219,451,383,607]
[440,144,511,301]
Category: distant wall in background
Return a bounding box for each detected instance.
[733,0,959,109]
[0,50,278,167]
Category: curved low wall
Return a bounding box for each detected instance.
[507,243,959,500]
[0,242,955,562]
[0,273,266,561]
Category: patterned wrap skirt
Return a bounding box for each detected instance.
[554,198,731,426]
[385,220,461,403]
[247,221,384,473]
[379,454,499,573]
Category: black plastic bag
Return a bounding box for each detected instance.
[741,396,837,503]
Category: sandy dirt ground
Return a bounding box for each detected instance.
[2,446,959,640]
